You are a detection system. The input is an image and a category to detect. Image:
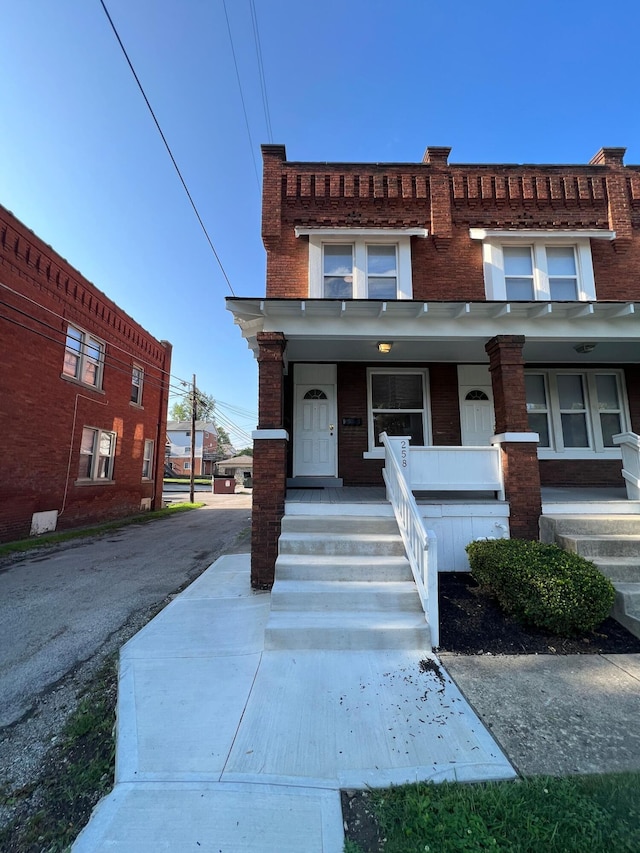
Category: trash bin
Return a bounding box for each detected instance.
[213,477,235,494]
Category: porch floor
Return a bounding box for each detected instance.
[286,485,629,505]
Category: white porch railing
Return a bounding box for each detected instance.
[381,434,439,648]
[408,443,505,500]
[613,432,640,500]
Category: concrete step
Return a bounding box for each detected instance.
[270,579,422,612]
[591,557,640,583]
[612,584,640,639]
[555,533,640,559]
[264,611,431,650]
[274,553,413,582]
[541,514,640,538]
[278,531,405,558]
[281,514,400,535]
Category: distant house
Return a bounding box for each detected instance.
[0,204,172,543]
[166,421,218,475]
[215,454,253,485]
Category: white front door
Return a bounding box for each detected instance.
[461,390,495,445]
[293,381,337,477]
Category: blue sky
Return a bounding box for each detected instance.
[1,1,638,447]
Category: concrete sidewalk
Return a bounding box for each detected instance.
[441,651,640,777]
[73,554,515,853]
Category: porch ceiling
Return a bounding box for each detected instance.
[226,298,639,364]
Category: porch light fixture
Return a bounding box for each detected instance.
[377,341,393,354]
[573,342,597,354]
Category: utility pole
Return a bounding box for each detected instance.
[190,373,196,504]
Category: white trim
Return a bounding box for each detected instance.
[525,368,629,457]
[470,228,616,241]
[366,367,432,453]
[475,236,597,302]
[296,227,428,238]
[491,432,540,444]
[252,429,289,440]
[307,233,416,299]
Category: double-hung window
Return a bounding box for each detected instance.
[131,365,144,405]
[78,427,116,481]
[470,229,615,301]
[366,368,430,453]
[63,325,105,388]
[142,439,154,479]
[525,369,628,457]
[297,227,427,299]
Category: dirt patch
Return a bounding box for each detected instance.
[436,572,640,655]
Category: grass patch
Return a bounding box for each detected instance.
[0,657,118,852]
[0,502,205,558]
[357,774,640,852]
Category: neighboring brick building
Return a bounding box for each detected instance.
[227,144,640,588]
[0,204,172,542]
[166,421,218,476]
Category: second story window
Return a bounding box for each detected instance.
[63,324,105,389]
[470,229,615,302]
[297,227,427,300]
[131,365,144,405]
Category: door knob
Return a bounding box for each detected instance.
[329,424,334,430]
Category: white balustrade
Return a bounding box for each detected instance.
[381,434,439,648]
[613,432,640,500]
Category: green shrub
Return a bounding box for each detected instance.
[465,538,615,636]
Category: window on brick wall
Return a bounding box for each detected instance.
[142,439,154,479]
[470,229,615,301]
[366,368,431,453]
[63,325,105,388]
[78,427,116,481]
[525,369,628,458]
[131,365,144,405]
[295,228,428,299]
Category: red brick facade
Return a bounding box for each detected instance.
[234,144,640,587]
[0,205,171,542]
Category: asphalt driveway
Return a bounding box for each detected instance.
[0,493,252,728]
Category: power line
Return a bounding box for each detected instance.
[249,0,273,143]
[222,0,261,191]
[98,0,236,297]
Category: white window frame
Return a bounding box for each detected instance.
[295,227,428,300]
[525,368,629,459]
[364,367,432,457]
[183,461,191,471]
[63,324,105,389]
[142,439,154,479]
[131,365,144,406]
[77,427,116,481]
[469,229,615,302]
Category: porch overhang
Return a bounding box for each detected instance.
[226,298,639,364]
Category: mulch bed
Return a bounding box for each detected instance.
[437,572,640,655]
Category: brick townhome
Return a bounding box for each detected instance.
[0,204,172,542]
[227,145,640,594]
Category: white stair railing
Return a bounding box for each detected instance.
[613,432,640,500]
[381,433,439,648]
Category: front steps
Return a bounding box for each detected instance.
[540,514,640,639]
[265,514,431,650]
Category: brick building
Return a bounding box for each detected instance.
[166,421,218,476]
[0,204,172,542]
[227,145,640,591]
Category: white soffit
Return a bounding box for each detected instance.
[469,228,616,241]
